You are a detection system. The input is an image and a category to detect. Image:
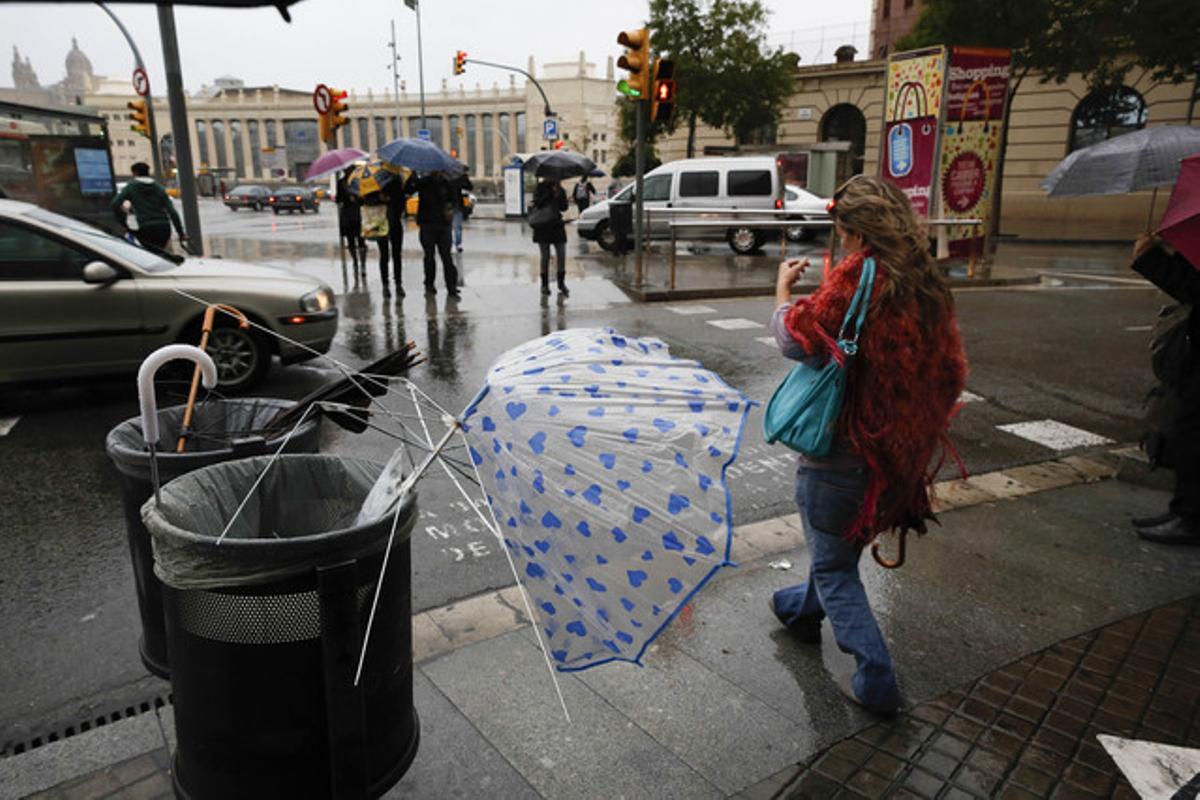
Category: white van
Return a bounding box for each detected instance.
[578,155,812,255]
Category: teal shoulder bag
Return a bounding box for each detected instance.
[762,256,877,458]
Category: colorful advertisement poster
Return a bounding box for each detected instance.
[939,47,1011,256]
[881,46,945,218]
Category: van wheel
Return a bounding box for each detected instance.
[727,227,763,255]
[596,221,618,252]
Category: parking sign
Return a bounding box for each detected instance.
[543,118,558,141]
[417,128,431,141]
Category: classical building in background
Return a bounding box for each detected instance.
[869,0,925,59]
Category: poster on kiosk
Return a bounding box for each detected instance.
[881,46,946,219]
[939,47,1012,256]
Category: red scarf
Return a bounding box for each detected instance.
[784,250,968,543]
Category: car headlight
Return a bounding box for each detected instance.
[300,287,334,313]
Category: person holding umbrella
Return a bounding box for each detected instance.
[530,177,569,296]
[408,170,459,298]
[336,169,365,273]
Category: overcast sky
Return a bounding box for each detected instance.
[2,0,872,97]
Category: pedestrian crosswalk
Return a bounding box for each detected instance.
[664,299,1118,458]
[0,417,18,437]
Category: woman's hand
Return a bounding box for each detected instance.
[1132,233,1156,263]
[775,258,809,305]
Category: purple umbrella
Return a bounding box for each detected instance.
[305,148,369,182]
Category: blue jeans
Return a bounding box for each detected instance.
[773,464,899,711]
[452,209,464,248]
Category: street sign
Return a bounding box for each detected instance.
[312,83,332,115]
[543,118,558,141]
[132,67,150,97]
[417,128,431,141]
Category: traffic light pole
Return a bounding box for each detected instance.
[633,98,646,286]
[157,5,202,254]
[462,58,556,119]
[96,3,161,178]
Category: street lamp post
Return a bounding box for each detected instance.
[388,19,402,132]
[404,0,426,130]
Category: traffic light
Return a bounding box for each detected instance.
[321,87,349,145]
[616,27,650,99]
[127,99,149,138]
[454,50,468,76]
[651,58,675,124]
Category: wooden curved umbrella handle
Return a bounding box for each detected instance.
[871,530,907,569]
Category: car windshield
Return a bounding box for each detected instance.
[230,185,259,194]
[24,208,176,273]
[279,186,303,194]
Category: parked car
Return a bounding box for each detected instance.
[224,184,271,211]
[269,186,320,214]
[783,184,830,242]
[576,156,787,255]
[0,199,338,392]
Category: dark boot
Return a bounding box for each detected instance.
[1136,515,1200,545]
[1133,511,1177,529]
[556,272,569,297]
[540,271,551,295]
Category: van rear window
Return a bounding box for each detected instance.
[727,170,772,196]
[679,171,719,197]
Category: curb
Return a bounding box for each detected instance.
[410,448,1127,665]
[613,275,1042,303]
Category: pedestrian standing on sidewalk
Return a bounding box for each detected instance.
[573,176,595,216]
[1130,234,1200,544]
[110,162,187,252]
[449,167,473,253]
[530,177,569,297]
[411,170,460,298]
[766,175,967,715]
[336,170,365,273]
[360,190,394,296]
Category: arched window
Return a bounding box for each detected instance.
[1069,86,1147,152]
[819,103,867,176]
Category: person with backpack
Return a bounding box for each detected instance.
[1130,234,1200,545]
[110,162,187,251]
[572,177,595,215]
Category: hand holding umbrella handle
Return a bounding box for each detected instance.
[139,344,218,447]
[177,304,249,452]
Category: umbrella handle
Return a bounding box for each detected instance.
[177,305,249,452]
[138,344,217,448]
[871,530,907,570]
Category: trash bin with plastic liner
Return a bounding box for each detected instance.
[142,453,419,800]
[105,398,321,678]
[608,198,633,253]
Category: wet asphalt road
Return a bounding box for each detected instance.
[0,200,1163,751]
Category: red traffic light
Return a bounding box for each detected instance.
[454,50,468,75]
[655,80,674,102]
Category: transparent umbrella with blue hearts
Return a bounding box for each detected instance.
[459,328,753,671]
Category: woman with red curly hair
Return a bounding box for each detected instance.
[767,175,967,714]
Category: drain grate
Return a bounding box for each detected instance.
[1,694,172,759]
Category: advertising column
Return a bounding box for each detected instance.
[880,46,946,218]
[939,47,1012,256]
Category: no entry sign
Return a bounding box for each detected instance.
[132,67,149,97]
[312,83,332,115]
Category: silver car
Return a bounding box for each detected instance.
[0,199,338,391]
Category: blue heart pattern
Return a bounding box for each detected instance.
[460,328,751,671]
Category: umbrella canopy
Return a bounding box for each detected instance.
[377,137,461,174]
[1158,153,1200,270]
[459,328,752,671]
[346,161,408,198]
[304,148,369,182]
[521,150,597,180]
[1041,126,1200,198]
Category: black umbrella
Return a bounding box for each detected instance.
[521,150,597,180]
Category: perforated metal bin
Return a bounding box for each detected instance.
[142,454,419,800]
[105,398,320,678]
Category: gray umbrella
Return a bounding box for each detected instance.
[1041,126,1200,197]
[521,150,597,179]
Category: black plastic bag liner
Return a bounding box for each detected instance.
[107,397,320,483]
[143,454,414,590]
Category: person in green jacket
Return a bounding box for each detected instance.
[110,162,186,251]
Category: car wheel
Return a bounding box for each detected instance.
[596,221,620,253]
[204,324,271,393]
[229,206,237,211]
[727,227,763,255]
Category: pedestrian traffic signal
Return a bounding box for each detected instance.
[320,87,349,145]
[127,99,149,138]
[616,28,650,99]
[651,58,675,124]
[454,50,468,76]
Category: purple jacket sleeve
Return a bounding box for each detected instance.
[771,303,810,361]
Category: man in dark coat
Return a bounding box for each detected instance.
[380,176,410,296]
[409,171,459,298]
[111,162,186,251]
[1131,234,1200,544]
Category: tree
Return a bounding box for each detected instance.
[897,0,1199,244]
[648,0,798,156]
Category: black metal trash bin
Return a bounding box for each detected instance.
[142,454,419,800]
[609,198,634,253]
[105,398,321,678]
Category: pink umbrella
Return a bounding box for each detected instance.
[1158,152,1200,270]
[304,147,368,182]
